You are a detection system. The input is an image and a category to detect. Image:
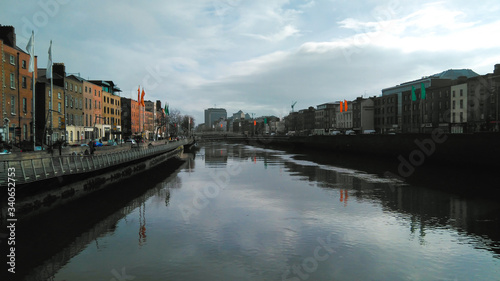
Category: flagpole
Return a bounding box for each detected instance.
[32,33,36,151]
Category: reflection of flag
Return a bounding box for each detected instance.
[421,82,426,100]
[411,86,416,101]
[140,88,145,107]
[46,40,52,79]
[25,31,35,72]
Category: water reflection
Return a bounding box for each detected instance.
[21,143,500,280]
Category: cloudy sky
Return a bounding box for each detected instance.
[2,0,500,124]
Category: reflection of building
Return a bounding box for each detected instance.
[204,146,228,167]
[204,108,227,129]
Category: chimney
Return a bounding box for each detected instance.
[0,25,16,47]
[494,64,500,75]
[53,63,66,77]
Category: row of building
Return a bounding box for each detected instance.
[201,65,499,136]
[288,66,499,135]
[1,25,172,148]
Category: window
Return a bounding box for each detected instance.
[85,98,88,109]
[460,112,463,122]
[11,96,16,114]
[70,97,73,108]
[95,89,96,96]
[9,54,15,65]
[90,114,92,126]
[58,102,61,113]
[22,76,27,88]
[80,98,83,109]
[22,60,26,69]
[85,86,88,93]
[95,100,97,109]
[460,99,463,109]
[452,100,455,109]
[23,124,28,140]
[460,89,463,96]
[23,98,27,113]
[86,114,88,126]
[59,117,61,127]
[453,112,456,123]
[70,131,73,142]
[80,86,82,93]
[58,92,61,99]
[65,82,68,89]
[10,73,15,89]
[452,91,455,97]
[70,83,73,91]
[65,96,68,107]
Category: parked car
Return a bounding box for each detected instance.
[330,130,341,135]
[345,130,356,135]
[363,130,376,134]
[126,138,138,146]
[93,140,103,147]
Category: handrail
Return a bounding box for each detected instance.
[0,139,190,187]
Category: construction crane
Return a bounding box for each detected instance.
[291,101,297,113]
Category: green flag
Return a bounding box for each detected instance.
[165,103,169,116]
[421,82,426,100]
[411,86,416,101]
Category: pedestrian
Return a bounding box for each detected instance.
[58,141,62,156]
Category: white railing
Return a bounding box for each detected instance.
[0,139,189,186]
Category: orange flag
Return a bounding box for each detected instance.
[340,101,344,112]
[141,88,146,107]
[344,100,348,111]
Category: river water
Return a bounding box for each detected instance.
[22,143,500,280]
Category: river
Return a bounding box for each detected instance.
[18,142,500,280]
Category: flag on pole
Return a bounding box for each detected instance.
[340,101,343,112]
[140,88,145,107]
[344,100,348,111]
[26,31,35,73]
[165,103,169,116]
[411,85,416,101]
[46,40,53,79]
[137,86,141,103]
[421,82,426,100]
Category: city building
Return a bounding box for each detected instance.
[382,69,479,132]
[35,68,65,145]
[90,80,122,141]
[204,108,227,129]
[1,25,38,145]
[315,102,338,132]
[450,82,468,133]
[352,97,375,133]
[466,65,500,132]
[120,97,141,139]
[65,74,84,144]
[144,100,155,139]
[336,101,353,130]
[83,80,103,141]
[374,94,398,133]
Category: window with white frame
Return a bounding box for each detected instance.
[10,73,15,88]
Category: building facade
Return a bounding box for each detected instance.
[352,97,375,133]
[65,75,84,144]
[204,108,227,129]
[1,25,38,145]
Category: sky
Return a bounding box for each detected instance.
[2,0,500,125]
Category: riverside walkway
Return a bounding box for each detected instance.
[0,138,193,187]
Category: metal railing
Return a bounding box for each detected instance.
[0,140,189,187]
